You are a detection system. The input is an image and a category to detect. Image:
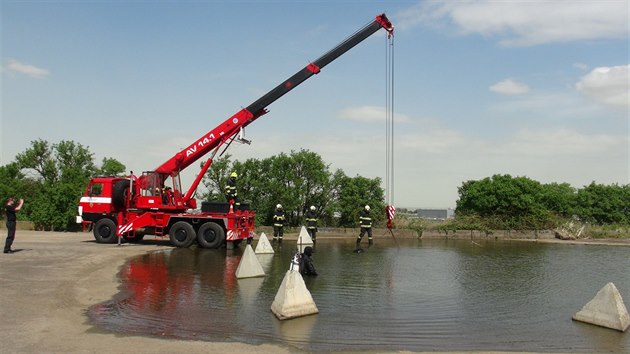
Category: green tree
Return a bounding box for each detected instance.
[200,154,233,201]
[575,182,628,224]
[0,163,32,220]
[200,149,386,228]
[12,139,101,230]
[456,174,550,229]
[334,172,385,228]
[15,139,58,183]
[290,149,332,221]
[55,140,97,184]
[540,182,576,217]
[98,157,126,176]
[0,163,23,202]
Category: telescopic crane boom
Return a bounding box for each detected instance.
[78,14,394,249]
[156,14,393,178]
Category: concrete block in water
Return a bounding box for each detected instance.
[271,269,319,320]
[235,244,265,279]
[255,232,274,254]
[573,282,630,332]
[296,226,313,253]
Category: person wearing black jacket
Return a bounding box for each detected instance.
[5,197,24,254]
[305,205,318,242]
[225,172,240,211]
[300,246,318,276]
[273,204,286,241]
[356,205,373,250]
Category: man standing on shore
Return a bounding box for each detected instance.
[5,197,24,254]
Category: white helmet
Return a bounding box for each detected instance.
[365,205,370,211]
[276,204,282,209]
[310,205,315,211]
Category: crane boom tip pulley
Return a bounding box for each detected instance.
[375,13,394,35]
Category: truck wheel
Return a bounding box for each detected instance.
[112,180,130,209]
[197,222,225,249]
[169,221,196,248]
[94,218,117,243]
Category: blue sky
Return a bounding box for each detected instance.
[1,1,628,209]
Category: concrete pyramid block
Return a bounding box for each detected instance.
[573,282,630,332]
[296,226,313,253]
[271,269,319,320]
[255,232,274,254]
[235,244,265,279]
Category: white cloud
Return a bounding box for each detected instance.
[575,65,629,110]
[5,59,50,79]
[337,106,412,123]
[397,0,628,46]
[501,128,624,156]
[489,78,530,95]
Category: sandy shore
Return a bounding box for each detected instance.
[0,231,297,354]
[2,230,625,354]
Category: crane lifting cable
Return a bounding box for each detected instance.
[384,31,396,231]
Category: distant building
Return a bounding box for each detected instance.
[417,208,454,220]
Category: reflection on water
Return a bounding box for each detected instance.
[88,238,630,352]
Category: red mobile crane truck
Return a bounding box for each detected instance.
[77,14,394,249]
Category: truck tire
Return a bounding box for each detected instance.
[169,221,196,248]
[94,218,117,243]
[112,180,130,209]
[197,222,225,249]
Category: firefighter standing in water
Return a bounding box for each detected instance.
[273,204,286,242]
[356,205,373,250]
[305,205,318,242]
[225,172,240,211]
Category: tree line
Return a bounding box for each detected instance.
[0,140,385,230]
[455,174,630,230]
[199,149,386,228]
[0,139,126,230]
[2,140,626,232]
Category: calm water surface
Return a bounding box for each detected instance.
[88,238,630,352]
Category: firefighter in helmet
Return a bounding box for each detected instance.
[305,205,318,242]
[273,204,286,242]
[225,172,240,211]
[356,205,373,250]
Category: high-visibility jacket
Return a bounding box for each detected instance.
[273,209,286,227]
[225,177,237,200]
[359,209,372,228]
[305,210,318,230]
